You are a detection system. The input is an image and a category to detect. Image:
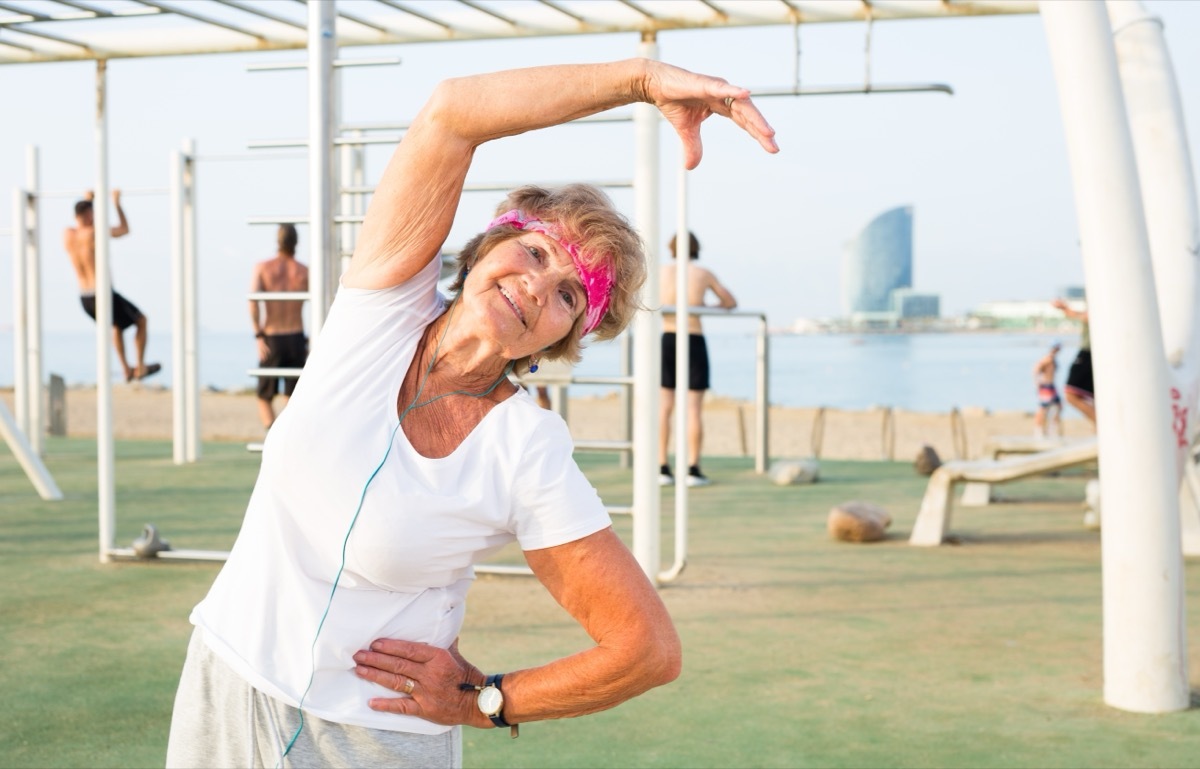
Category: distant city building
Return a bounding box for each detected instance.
[1059,285,1086,300]
[891,288,940,319]
[842,206,913,315]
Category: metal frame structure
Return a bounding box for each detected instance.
[3,0,1196,715]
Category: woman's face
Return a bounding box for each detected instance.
[461,232,585,359]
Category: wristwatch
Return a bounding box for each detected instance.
[460,674,519,738]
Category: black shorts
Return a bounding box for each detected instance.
[80,291,144,332]
[1065,349,1094,401]
[257,332,308,400]
[661,333,710,391]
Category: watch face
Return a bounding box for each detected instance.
[478,686,504,716]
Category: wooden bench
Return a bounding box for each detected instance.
[909,438,1099,546]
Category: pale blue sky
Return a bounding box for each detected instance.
[2,1,1199,337]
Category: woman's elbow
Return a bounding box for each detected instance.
[640,624,682,687]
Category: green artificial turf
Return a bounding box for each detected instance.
[1,438,1197,768]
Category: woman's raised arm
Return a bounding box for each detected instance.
[343,59,778,290]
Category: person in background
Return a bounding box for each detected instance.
[658,231,737,487]
[1033,340,1063,438]
[167,59,777,769]
[250,224,310,430]
[65,189,160,383]
[1053,297,1094,424]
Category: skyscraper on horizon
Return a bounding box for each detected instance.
[842,206,914,316]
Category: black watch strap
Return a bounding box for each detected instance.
[484,673,511,728]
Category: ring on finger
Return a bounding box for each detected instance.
[723,96,735,110]
[403,677,416,695]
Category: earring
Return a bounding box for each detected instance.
[529,357,540,374]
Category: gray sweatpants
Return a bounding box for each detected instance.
[166,629,462,769]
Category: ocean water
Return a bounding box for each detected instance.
[0,329,1072,414]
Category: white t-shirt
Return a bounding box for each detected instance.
[190,258,611,734]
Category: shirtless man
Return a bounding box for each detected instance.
[1033,341,1063,438]
[659,231,737,487]
[249,224,309,430]
[65,189,160,383]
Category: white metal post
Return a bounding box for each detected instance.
[170,148,186,464]
[662,160,690,583]
[11,188,28,442]
[1041,0,1188,713]
[94,58,116,563]
[308,0,336,339]
[24,145,42,456]
[631,33,662,583]
[183,139,200,462]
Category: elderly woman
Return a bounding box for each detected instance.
[166,59,777,768]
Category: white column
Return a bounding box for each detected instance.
[170,148,186,464]
[1108,0,1200,460]
[1041,0,1188,713]
[308,0,336,339]
[24,145,42,456]
[11,188,28,441]
[94,59,115,563]
[631,33,662,582]
[183,139,200,463]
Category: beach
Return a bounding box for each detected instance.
[2,385,1093,462]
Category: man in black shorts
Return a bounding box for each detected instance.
[659,232,738,487]
[1053,298,1095,424]
[250,225,310,430]
[66,190,160,383]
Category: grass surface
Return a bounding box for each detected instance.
[1,438,1198,768]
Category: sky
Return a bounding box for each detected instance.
[2,0,1200,337]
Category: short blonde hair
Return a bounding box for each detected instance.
[448,184,645,371]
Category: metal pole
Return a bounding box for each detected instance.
[308,0,336,339]
[1041,0,1187,713]
[11,188,28,441]
[169,149,186,464]
[662,158,689,583]
[631,32,661,583]
[94,58,115,563]
[618,331,632,468]
[183,139,200,462]
[756,314,769,473]
[25,145,42,456]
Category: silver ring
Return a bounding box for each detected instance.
[403,677,416,695]
[723,96,735,110]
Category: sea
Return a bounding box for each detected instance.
[0,329,1073,414]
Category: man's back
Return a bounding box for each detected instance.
[64,224,97,293]
[252,255,309,335]
[660,263,736,335]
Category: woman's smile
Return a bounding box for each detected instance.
[497,285,526,326]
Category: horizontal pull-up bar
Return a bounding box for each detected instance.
[32,186,169,199]
[247,291,309,301]
[336,180,633,195]
[249,136,401,149]
[750,83,953,98]
[248,367,304,378]
[247,57,402,72]
[196,153,307,162]
[338,113,634,134]
[246,215,364,225]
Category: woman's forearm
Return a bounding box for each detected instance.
[431,59,651,148]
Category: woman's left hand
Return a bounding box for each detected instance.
[353,638,486,727]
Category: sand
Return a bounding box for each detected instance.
[2,385,1093,462]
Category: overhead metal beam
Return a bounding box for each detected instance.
[4,23,92,51]
[371,0,453,31]
[214,0,307,31]
[538,0,587,26]
[133,0,268,42]
[460,0,521,29]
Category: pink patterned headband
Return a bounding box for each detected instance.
[487,209,614,337]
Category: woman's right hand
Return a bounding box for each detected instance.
[639,60,779,170]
